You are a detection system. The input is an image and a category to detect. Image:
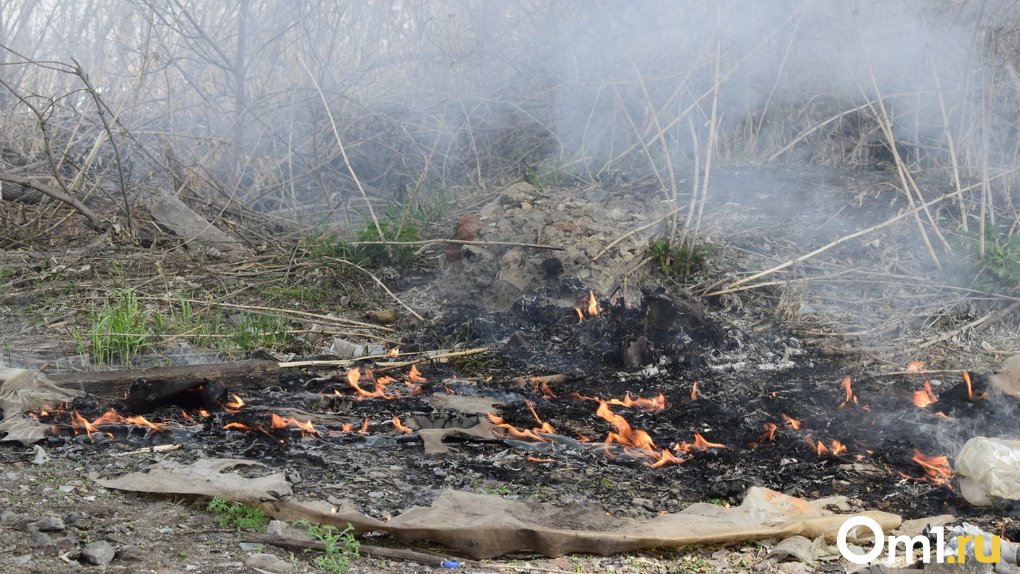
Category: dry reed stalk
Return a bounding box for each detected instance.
[926,34,968,231]
[979,30,1000,260]
[710,172,1020,296]
[632,64,683,244]
[850,1,942,269]
[297,56,388,255]
[692,31,722,241]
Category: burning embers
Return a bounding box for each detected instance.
[575,290,600,321]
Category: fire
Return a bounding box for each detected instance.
[690,381,699,401]
[675,433,726,453]
[387,347,400,358]
[838,376,857,408]
[906,361,925,373]
[607,392,666,412]
[575,290,600,320]
[225,393,245,412]
[596,400,656,451]
[392,416,413,434]
[345,368,395,399]
[341,423,354,433]
[911,381,938,408]
[224,422,251,431]
[962,371,985,402]
[525,401,556,434]
[911,449,952,488]
[486,412,547,442]
[646,448,685,468]
[781,413,801,430]
[408,365,426,383]
[270,413,318,436]
[360,417,370,433]
[70,409,166,439]
[759,422,777,443]
[806,436,847,456]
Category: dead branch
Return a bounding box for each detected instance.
[0,174,106,229]
[325,257,425,322]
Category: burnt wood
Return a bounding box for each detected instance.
[49,360,280,406]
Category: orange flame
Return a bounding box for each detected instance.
[906,361,925,373]
[360,417,370,433]
[646,448,685,468]
[760,422,777,443]
[587,290,599,317]
[486,412,547,442]
[675,433,726,453]
[341,423,354,433]
[781,413,801,430]
[225,393,245,412]
[270,413,318,436]
[408,365,427,383]
[387,347,400,358]
[346,368,396,399]
[575,307,584,322]
[912,382,938,408]
[70,409,166,439]
[224,422,251,431]
[838,377,858,408]
[690,381,699,401]
[806,436,847,456]
[597,400,656,451]
[392,416,413,434]
[963,371,985,402]
[912,449,952,488]
[607,392,666,412]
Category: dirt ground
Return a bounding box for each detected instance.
[1,167,1018,573]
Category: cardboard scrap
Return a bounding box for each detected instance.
[419,419,498,455]
[95,457,902,559]
[95,458,292,501]
[0,368,82,445]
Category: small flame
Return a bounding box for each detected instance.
[270,413,318,436]
[690,381,699,401]
[527,456,553,464]
[360,417,370,433]
[70,409,166,439]
[408,365,427,383]
[346,368,397,399]
[387,347,400,358]
[225,393,245,412]
[486,411,547,442]
[675,433,726,453]
[906,361,925,373]
[587,290,599,317]
[838,376,858,408]
[341,423,354,433]
[607,392,666,412]
[392,416,413,434]
[759,422,777,443]
[525,401,556,434]
[963,371,985,402]
[806,436,847,456]
[912,449,952,488]
[597,400,656,451]
[224,422,251,431]
[575,307,584,322]
[781,413,801,430]
[912,382,938,408]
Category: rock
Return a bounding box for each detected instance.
[0,510,17,523]
[82,540,116,565]
[29,515,65,532]
[64,512,85,526]
[29,530,51,545]
[245,553,296,573]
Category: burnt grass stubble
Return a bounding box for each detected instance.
[34,280,1015,532]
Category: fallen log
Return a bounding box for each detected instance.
[49,360,280,409]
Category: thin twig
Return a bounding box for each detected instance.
[326,257,425,322]
[589,205,683,263]
[278,347,489,369]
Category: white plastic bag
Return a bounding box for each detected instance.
[955,436,1020,505]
